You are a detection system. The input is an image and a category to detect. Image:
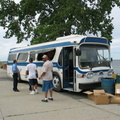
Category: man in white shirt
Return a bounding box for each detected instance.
[39,55,54,102]
[26,58,38,94]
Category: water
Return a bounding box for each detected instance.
[112,60,120,74]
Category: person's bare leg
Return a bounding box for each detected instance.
[30,85,35,94]
[35,84,37,90]
[34,84,38,93]
[44,92,48,99]
[49,89,53,98]
[31,85,34,90]
[42,92,48,102]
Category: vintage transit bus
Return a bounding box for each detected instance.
[7,35,113,92]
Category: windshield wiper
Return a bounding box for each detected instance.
[97,53,107,61]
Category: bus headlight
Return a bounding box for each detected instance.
[99,71,104,76]
[108,69,113,76]
[86,72,94,79]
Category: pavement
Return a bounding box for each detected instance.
[0,69,120,120]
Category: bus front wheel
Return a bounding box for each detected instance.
[53,72,62,92]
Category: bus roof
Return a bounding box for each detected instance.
[9,35,109,53]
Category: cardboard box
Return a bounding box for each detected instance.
[110,96,120,104]
[93,90,105,95]
[84,90,110,105]
[94,94,109,105]
[115,95,120,97]
[115,84,120,95]
[84,91,94,100]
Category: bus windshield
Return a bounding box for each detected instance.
[78,44,110,69]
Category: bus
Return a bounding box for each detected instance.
[7,35,113,92]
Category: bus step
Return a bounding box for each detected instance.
[64,88,73,91]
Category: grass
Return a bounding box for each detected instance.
[0,62,2,68]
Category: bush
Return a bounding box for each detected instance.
[0,62,2,68]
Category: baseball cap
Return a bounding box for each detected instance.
[42,55,48,58]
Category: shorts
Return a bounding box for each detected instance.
[29,79,38,86]
[42,80,54,92]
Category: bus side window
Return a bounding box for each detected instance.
[46,49,56,60]
[17,53,28,62]
[37,53,43,61]
[37,49,56,61]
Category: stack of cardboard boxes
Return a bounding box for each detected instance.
[84,74,120,105]
[84,89,120,105]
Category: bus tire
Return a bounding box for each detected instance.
[53,72,62,92]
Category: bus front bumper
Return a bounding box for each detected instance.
[79,82,101,90]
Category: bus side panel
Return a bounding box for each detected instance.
[7,65,13,78]
[18,65,29,82]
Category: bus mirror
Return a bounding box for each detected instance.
[76,49,81,56]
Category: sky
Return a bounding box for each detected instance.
[0,3,120,61]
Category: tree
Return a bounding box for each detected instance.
[0,0,120,44]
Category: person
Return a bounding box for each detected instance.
[12,60,20,92]
[39,54,54,102]
[26,58,38,95]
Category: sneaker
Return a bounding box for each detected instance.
[48,98,53,101]
[35,90,38,94]
[41,99,48,102]
[30,91,35,95]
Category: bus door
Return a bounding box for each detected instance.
[63,47,75,91]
